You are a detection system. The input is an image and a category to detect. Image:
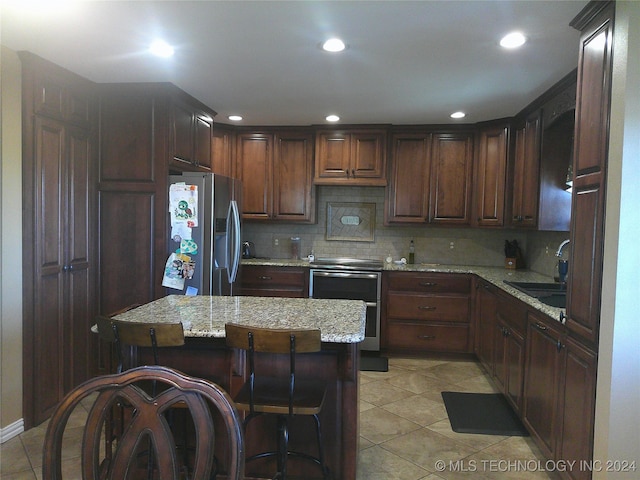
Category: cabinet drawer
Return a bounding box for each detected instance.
[386,272,471,294]
[387,322,470,352]
[387,293,469,322]
[240,265,308,297]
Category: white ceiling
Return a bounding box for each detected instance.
[1,0,588,126]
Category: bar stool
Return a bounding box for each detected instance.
[225,323,330,480]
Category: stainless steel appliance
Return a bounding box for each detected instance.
[166,172,242,296]
[309,258,383,351]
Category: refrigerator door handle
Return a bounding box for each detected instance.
[227,200,241,284]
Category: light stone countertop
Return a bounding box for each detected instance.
[112,295,367,343]
[243,258,565,322]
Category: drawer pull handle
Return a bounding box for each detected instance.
[419,282,437,287]
[533,322,547,331]
[418,306,436,311]
[418,335,436,340]
[258,276,272,280]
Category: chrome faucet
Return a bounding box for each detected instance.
[555,239,570,257]
[555,239,570,284]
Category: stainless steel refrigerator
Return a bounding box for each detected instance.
[165,172,242,296]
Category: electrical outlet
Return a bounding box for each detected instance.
[545,245,550,255]
[449,241,455,250]
[273,237,279,247]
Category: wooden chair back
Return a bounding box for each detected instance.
[112,320,185,349]
[224,324,321,354]
[42,365,245,480]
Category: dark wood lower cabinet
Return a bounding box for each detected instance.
[383,272,472,354]
[523,311,597,479]
[239,265,309,297]
[474,280,497,373]
[556,336,597,480]
[523,312,564,458]
[475,280,597,479]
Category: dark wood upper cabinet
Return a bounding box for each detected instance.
[511,113,541,228]
[235,132,272,220]
[386,130,473,225]
[385,133,431,223]
[430,133,474,225]
[566,1,613,345]
[212,124,235,177]
[314,129,386,185]
[474,124,509,227]
[169,98,215,171]
[235,129,315,222]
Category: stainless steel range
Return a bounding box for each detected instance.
[309,258,383,351]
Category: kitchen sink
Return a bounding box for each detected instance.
[503,281,566,308]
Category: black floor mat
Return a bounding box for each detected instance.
[441,391,529,436]
[360,355,388,372]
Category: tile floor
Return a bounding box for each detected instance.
[1,357,556,479]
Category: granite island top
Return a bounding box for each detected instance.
[243,258,565,321]
[113,295,367,343]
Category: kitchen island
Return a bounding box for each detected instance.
[113,295,367,480]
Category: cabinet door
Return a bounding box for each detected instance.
[29,117,95,424]
[351,130,386,184]
[523,314,563,459]
[385,133,431,224]
[504,327,525,410]
[236,133,272,219]
[171,100,195,166]
[273,133,315,222]
[475,281,497,374]
[475,126,508,226]
[314,131,351,181]
[556,337,596,480]
[212,126,234,176]
[511,113,541,227]
[65,124,95,391]
[566,5,613,344]
[430,133,473,225]
[32,117,67,423]
[193,112,213,170]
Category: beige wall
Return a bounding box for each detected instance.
[594,1,640,476]
[0,46,24,438]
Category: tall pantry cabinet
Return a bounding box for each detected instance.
[20,53,97,427]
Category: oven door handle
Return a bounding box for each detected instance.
[312,271,379,280]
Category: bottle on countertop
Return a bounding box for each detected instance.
[408,240,415,264]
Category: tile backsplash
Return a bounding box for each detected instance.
[243,186,569,277]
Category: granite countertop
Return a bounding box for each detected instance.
[112,295,367,343]
[243,258,565,321]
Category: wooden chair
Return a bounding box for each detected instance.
[42,365,244,480]
[225,323,330,480]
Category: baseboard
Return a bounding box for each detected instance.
[1,418,24,443]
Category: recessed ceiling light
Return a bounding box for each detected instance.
[500,31,526,49]
[326,115,340,122]
[228,115,243,122]
[149,39,175,58]
[322,38,346,53]
[450,111,466,119]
